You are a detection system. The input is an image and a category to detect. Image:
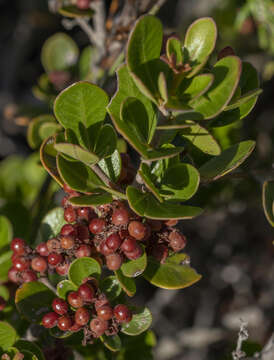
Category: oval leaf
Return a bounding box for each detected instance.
[59,5,93,18]
[69,193,113,207]
[115,270,136,297]
[0,215,13,252]
[121,307,152,336]
[15,340,45,360]
[144,256,201,289]
[100,276,122,301]
[57,280,78,300]
[121,246,147,278]
[0,251,12,282]
[262,180,274,227]
[37,207,66,245]
[40,136,63,186]
[69,257,101,286]
[98,150,121,183]
[15,281,55,322]
[0,322,17,350]
[27,115,56,149]
[100,334,122,352]
[199,140,255,181]
[94,124,117,159]
[54,143,99,165]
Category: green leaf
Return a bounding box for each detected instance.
[20,350,39,360]
[15,282,55,322]
[78,46,94,80]
[191,56,242,119]
[100,334,122,352]
[27,115,56,149]
[69,193,113,206]
[262,180,274,227]
[121,307,152,336]
[180,120,221,155]
[158,72,168,104]
[179,74,214,105]
[37,207,66,244]
[127,15,163,72]
[54,143,99,165]
[57,155,103,193]
[0,322,17,351]
[0,285,9,301]
[225,89,262,111]
[40,136,63,186]
[107,65,157,145]
[160,163,200,201]
[69,257,101,286]
[115,270,136,297]
[199,140,255,181]
[121,246,147,278]
[0,216,13,252]
[93,124,117,159]
[98,150,121,183]
[54,82,109,147]
[59,5,94,18]
[166,37,183,65]
[49,327,72,339]
[139,163,163,202]
[100,276,122,301]
[41,33,79,72]
[144,256,201,289]
[15,341,45,360]
[38,122,62,141]
[184,17,217,77]
[127,186,203,220]
[0,251,12,282]
[57,280,78,300]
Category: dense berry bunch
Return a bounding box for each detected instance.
[42,279,132,344]
[8,184,187,284]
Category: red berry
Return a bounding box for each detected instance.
[60,235,75,250]
[58,315,72,331]
[78,283,95,302]
[77,207,90,221]
[22,270,37,282]
[94,294,109,312]
[90,317,108,337]
[99,241,114,256]
[31,256,47,273]
[46,238,61,253]
[121,237,136,253]
[0,296,6,311]
[75,224,89,241]
[69,322,82,332]
[56,263,70,276]
[13,257,30,272]
[75,307,90,325]
[67,291,83,308]
[89,218,106,234]
[64,206,77,223]
[42,312,59,328]
[106,233,122,251]
[52,298,68,315]
[97,306,113,321]
[77,0,91,10]
[152,244,168,263]
[11,238,26,255]
[76,244,93,258]
[165,219,178,227]
[11,253,19,264]
[48,253,63,267]
[60,224,76,237]
[105,253,123,271]
[8,267,21,283]
[36,242,49,257]
[125,245,142,260]
[114,304,132,323]
[112,208,129,226]
[128,221,146,240]
[168,231,186,252]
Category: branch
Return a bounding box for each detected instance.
[232,320,249,360]
[149,0,169,15]
[75,18,101,49]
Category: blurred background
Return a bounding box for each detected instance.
[0,0,273,359]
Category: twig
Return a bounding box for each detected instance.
[39,277,57,294]
[149,0,169,15]
[91,0,106,56]
[232,320,249,360]
[75,18,101,49]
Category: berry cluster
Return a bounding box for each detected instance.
[8,183,187,284]
[76,0,91,11]
[42,280,132,343]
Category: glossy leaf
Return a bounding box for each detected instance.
[15,341,45,360]
[39,122,62,140]
[49,327,72,339]
[37,207,66,244]
[69,193,113,206]
[180,120,221,155]
[54,82,109,147]
[100,276,122,301]
[160,163,200,201]
[121,246,147,278]
[127,186,203,220]
[41,33,79,72]
[0,215,12,251]
[179,74,214,104]
[69,257,101,286]
[0,251,12,282]
[100,334,122,352]
[139,163,163,202]
[27,115,56,149]
[57,280,78,300]
[143,256,201,289]
[40,136,63,186]
[166,37,183,65]
[93,124,117,159]
[191,56,242,119]
[0,322,17,350]
[199,140,255,181]
[115,270,136,297]
[54,143,99,165]
[0,285,9,301]
[78,46,94,80]
[184,17,217,77]
[121,307,152,336]
[98,150,121,183]
[57,155,103,193]
[59,5,94,18]
[262,180,274,227]
[15,281,55,322]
